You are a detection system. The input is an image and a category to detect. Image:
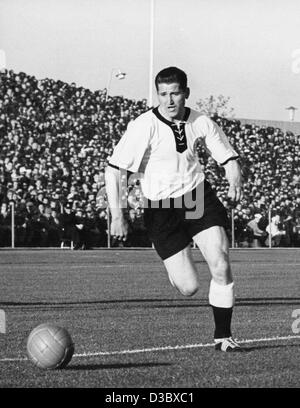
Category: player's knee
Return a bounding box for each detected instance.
[208,253,230,283]
[180,286,198,297]
[169,275,199,296]
[168,272,199,296]
[178,281,199,297]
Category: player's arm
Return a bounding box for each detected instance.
[198,116,243,203]
[222,158,243,202]
[105,114,152,239]
[105,165,128,240]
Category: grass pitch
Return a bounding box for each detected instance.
[0,248,299,388]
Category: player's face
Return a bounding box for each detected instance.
[157,82,189,121]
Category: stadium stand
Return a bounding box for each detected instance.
[0,69,300,247]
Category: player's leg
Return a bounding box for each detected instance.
[193,226,243,352]
[163,244,200,297]
[193,225,232,284]
[143,204,200,297]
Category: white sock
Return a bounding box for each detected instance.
[209,279,235,308]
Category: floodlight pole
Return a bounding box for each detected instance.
[104,68,126,248]
[11,201,15,249]
[231,208,235,248]
[148,0,155,108]
[0,49,6,71]
[107,206,111,248]
[268,206,272,248]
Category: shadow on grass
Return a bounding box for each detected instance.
[244,343,300,352]
[65,361,172,371]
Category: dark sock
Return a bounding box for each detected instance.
[211,306,233,339]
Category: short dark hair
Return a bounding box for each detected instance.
[155,67,188,91]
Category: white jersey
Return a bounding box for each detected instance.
[108,107,238,201]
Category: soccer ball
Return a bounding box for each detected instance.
[27,323,74,369]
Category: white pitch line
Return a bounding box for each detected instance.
[74,334,300,357]
[0,334,299,363]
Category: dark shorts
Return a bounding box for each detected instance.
[143,180,229,260]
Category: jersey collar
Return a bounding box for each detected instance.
[152,106,191,126]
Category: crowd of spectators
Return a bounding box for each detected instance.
[196,116,300,247]
[0,69,299,248]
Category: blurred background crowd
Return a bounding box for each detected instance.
[0,69,300,248]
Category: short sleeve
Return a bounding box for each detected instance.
[108,116,152,173]
[196,116,238,165]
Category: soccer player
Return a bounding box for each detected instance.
[105,67,244,352]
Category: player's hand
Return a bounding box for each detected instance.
[224,160,243,203]
[110,216,129,241]
[228,182,243,202]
